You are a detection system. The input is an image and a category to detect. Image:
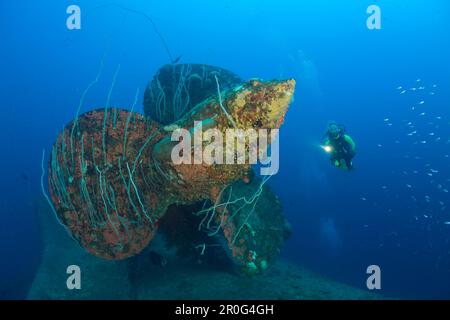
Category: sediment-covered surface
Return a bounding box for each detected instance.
[28,200,381,300]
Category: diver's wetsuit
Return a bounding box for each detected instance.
[326,134,356,170]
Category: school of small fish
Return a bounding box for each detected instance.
[364,79,449,231]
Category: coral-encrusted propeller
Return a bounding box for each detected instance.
[48,77,295,273]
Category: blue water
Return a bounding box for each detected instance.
[1,0,449,299]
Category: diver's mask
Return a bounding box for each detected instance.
[328,124,342,139]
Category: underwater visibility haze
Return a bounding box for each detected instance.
[1,0,450,300]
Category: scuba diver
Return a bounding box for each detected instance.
[321,122,356,170]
